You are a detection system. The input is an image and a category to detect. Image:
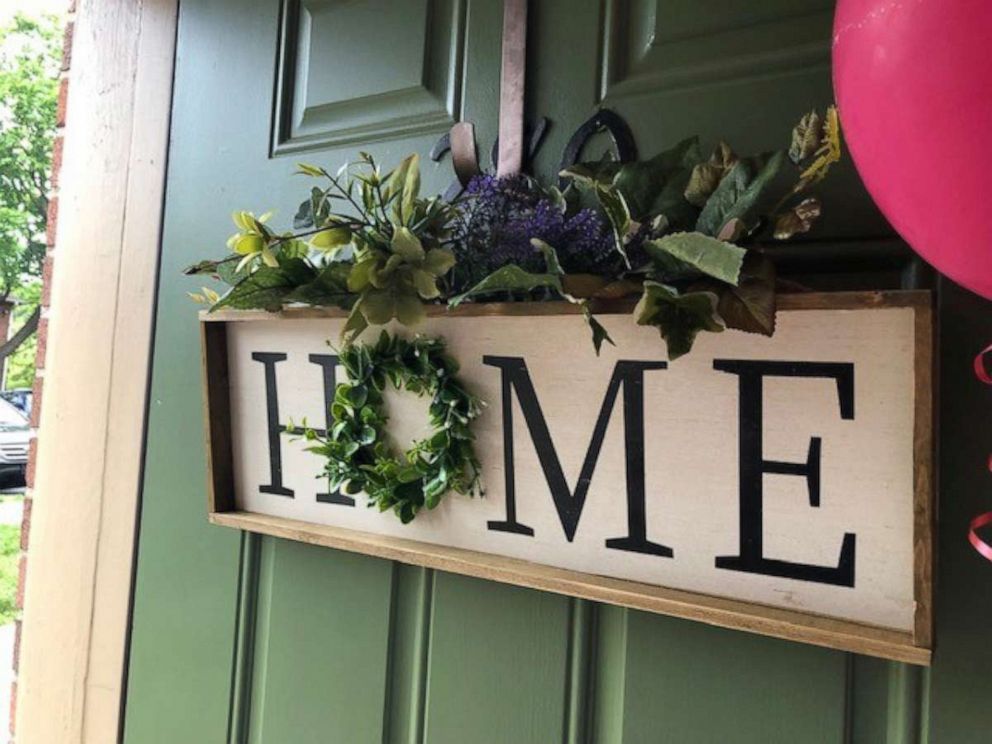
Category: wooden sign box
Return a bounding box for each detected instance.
[201,291,934,664]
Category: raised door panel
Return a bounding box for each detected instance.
[612,611,848,744]
[274,0,468,153]
[422,574,573,744]
[601,0,833,101]
[528,0,885,239]
[245,539,394,744]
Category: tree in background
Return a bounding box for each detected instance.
[0,13,60,388]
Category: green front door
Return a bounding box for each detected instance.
[123,1,992,742]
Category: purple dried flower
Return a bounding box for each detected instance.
[451,174,621,291]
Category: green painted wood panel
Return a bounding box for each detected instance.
[125,1,992,743]
[422,574,572,743]
[246,538,394,743]
[609,612,848,744]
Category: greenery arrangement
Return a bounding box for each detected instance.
[187,107,841,360]
[288,332,483,523]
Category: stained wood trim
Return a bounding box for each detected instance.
[912,299,935,647]
[202,290,935,665]
[201,322,235,513]
[14,2,179,742]
[209,511,930,665]
[201,289,932,323]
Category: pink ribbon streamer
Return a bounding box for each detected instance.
[970,344,992,561]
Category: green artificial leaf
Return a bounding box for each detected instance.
[559,154,622,188]
[694,160,752,236]
[384,153,421,223]
[684,141,737,207]
[583,304,614,355]
[279,238,310,260]
[310,226,352,251]
[183,258,227,277]
[394,292,426,325]
[212,262,316,312]
[391,227,425,262]
[595,185,633,266]
[296,162,326,177]
[347,258,378,292]
[233,233,265,256]
[634,281,725,359]
[531,238,564,276]
[360,289,395,324]
[448,265,560,307]
[284,263,355,307]
[402,155,421,222]
[644,232,745,286]
[613,136,701,219]
[715,253,777,336]
[529,240,614,355]
[342,304,369,342]
[422,248,455,276]
[412,268,441,299]
[695,151,787,236]
[295,187,331,230]
[215,254,250,286]
[275,256,317,285]
[293,195,314,229]
[635,246,698,283]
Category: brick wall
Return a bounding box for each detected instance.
[10,2,76,737]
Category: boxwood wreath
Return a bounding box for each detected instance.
[190,107,842,521]
[288,332,483,523]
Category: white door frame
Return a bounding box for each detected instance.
[15,0,178,741]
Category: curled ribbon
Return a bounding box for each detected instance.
[970,344,992,562]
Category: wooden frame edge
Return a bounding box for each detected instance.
[200,289,933,323]
[201,322,235,513]
[201,288,936,666]
[210,510,930,665]
[912,297,936,648]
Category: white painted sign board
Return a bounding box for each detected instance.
[202,292,933,663]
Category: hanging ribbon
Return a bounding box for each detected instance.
[448,122,479,187]
[969,343,992,561]
[496,0,527,176]
[445,0,529,186]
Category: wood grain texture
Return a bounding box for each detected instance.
[912,299,935,648]
[201,289,931,323]
[201,322,235,513]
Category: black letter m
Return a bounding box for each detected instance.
[483,356,671,557]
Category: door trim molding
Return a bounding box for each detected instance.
[15,1,178,741]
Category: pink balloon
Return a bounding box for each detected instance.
[833,0,992,299]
